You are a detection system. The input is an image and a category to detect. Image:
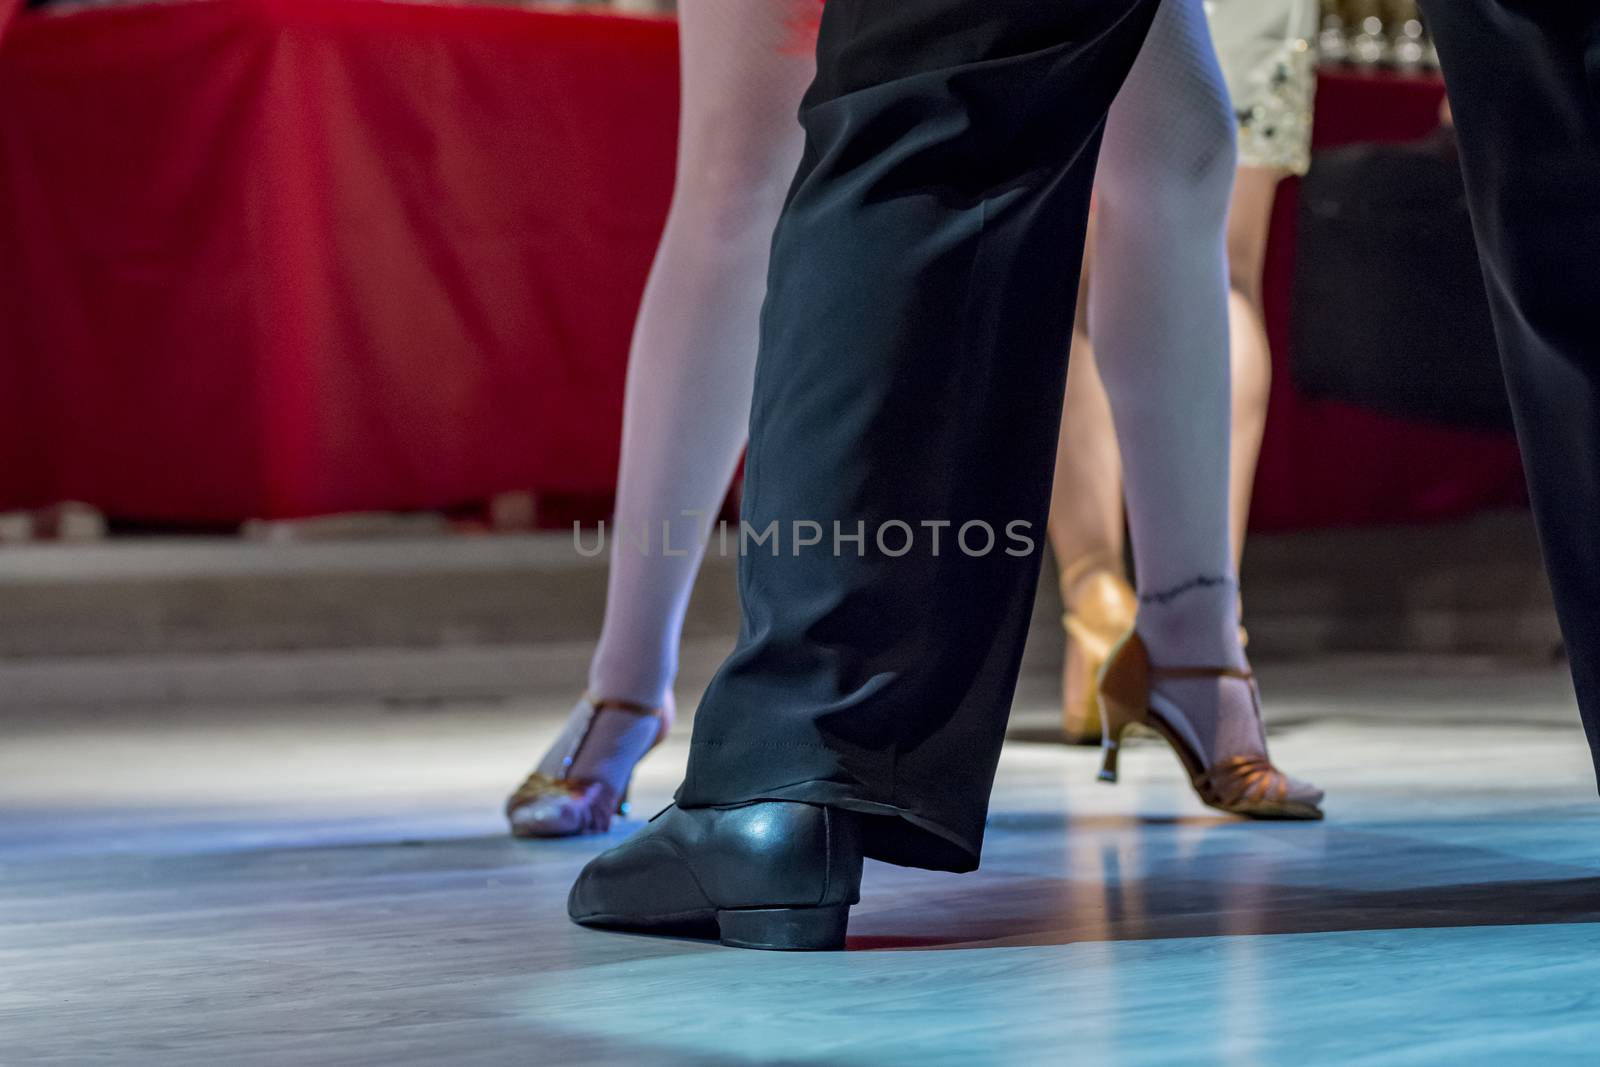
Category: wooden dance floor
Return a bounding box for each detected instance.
[4,657,1600,1064]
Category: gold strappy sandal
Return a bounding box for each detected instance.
[1096,631,1323,820]
[506,695,670,839]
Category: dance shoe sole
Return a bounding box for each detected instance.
[573,903,851,951]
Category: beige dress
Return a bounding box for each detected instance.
[1207,0,1320,175]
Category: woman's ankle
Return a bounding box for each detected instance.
[1134,574,1245,670]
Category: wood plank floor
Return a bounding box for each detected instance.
[3,656,1599,1065]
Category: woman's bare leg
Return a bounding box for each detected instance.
[1047,236,1135,741]
[1224,165,1287,567]
[509,0,815,838]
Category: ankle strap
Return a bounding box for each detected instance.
[1148,666,1254,682]
[586,694,665,718]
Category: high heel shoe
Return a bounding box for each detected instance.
[1096,631,1323,820]
[506,694,672,839]
[1060,556,1138,745]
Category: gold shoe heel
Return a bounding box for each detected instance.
[1094,630,1151,784]
[1097,737,1121,784]
[1059,558,1137,745]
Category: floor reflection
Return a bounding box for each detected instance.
[7,691,1600,1064]
[848,811,1600,949]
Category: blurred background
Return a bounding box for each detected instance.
[0,0,1557,722]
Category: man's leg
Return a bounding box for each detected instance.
[1425,2,1600,773]
[673,0,1162,873]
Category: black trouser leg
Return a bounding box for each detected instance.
[677,0,1162,872]
[1425,2,1600,776]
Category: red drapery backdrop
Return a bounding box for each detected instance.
[0,0,678,523]
[1250,69,1526,529]
[0,1,1525,528]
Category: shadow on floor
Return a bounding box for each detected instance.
[849,810,1600,950]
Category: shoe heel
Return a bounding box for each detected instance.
[1095,630,1149,786]
[716,905,850,951]
[1099,680,1146,784]
[1098,733,1122,783]
[1099,694,1148,784]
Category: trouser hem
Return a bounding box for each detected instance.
[676,767,981,874]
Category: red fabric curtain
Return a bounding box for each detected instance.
[1251,69,1526,530]
[0,0,678,522]
[0,4,1524,529]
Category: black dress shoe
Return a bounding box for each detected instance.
[567,800,863,951]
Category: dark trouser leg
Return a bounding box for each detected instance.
[677,0,1162,872]
[1425,2,1600,777]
